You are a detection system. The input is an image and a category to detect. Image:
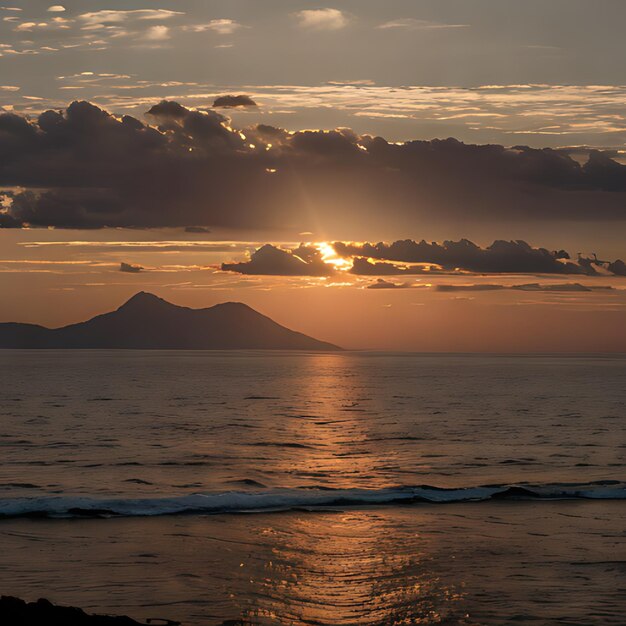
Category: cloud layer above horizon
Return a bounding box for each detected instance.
[221,240,626,278]
[2,100,626,232]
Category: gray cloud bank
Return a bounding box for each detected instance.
[435,283,614,292]
[335,240,626,276]
[2,101,626,230]
[222,240,626,277]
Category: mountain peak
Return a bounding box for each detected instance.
[119,292,169,310]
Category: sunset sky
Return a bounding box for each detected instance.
[1,1,625,351]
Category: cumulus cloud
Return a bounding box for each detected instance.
[213,94,257,108]
[47,5,65,12]
[2,101,626,230]
[222,244,335,276]
[294,8,348,31]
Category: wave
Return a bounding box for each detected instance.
[0,482,624,520]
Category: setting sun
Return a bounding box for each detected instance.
[316,242,353,271]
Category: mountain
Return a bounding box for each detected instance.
[0,292,341,351]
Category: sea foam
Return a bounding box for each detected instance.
[0,482,624,519]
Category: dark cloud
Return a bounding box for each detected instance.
[221,239,625,277]
[221,244,335,276]
[0,212,20,228]
[436,283,614,293]
[608,259,626,276]
[2,101,626,230]
[184,226,211,233]
[120,262,143,273]
[213,95,258,108]
[350,257,438,275]
[511,283,613,292]
[335,239,625,276]
[366,278,410,289]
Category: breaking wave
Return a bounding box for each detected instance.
[0,482,624,519]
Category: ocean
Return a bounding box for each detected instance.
[0,351,624,625]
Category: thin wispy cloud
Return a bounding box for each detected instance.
[378,18,469,31]
[183,19,245,35]
[78,10,184,26]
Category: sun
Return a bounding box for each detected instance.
[316,242,353,271]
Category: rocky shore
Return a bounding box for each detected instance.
[0,596,181,626]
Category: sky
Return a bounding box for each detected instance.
[1,1,625,351]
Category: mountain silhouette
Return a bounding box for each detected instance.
[0,292,341,350]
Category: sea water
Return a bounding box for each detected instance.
[0,351,624,624]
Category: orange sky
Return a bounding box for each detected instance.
[1,229,624,352]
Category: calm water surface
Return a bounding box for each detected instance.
[0,351,624,625]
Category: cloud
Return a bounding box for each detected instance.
[377,19,469,31]
[78,10,184,26]
[143,25,170,41]
[213,94,257,108]
[608,259,626,276]
[512,282,605,292]
[14,21,53,32]
[222,244,335,276]
[350,257,440,275]
[184,226,211,233]
[47,5,65,12]
[219,240,625,278]
[184,19,244,35]
[367,278,410,289]
[2,101,626,230]
[335,240,626,276]
[435,282,614,292]
[294,9,348,31]
[120,262,143,273]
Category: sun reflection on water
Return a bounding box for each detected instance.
[238,511,469,625]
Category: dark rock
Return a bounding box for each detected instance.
[0,596,178,625]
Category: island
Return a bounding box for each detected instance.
[0,292,341,351]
